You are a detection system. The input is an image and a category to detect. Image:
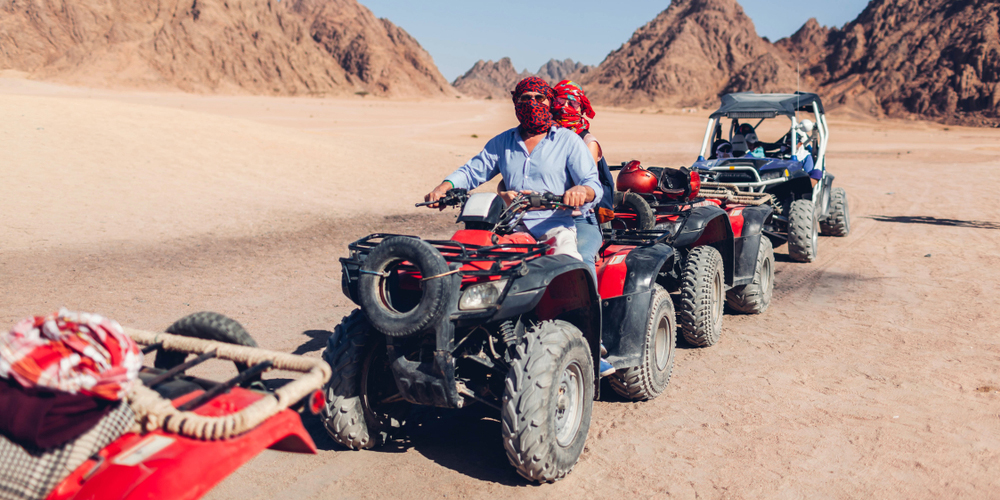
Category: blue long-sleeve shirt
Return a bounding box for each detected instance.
[445,125,602,238]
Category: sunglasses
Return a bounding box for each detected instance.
[553,97,581,109]
[516,93,548,103]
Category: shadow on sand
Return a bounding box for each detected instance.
[292,330,333,355]
[868,215,1000,230]
[300,406,528,486]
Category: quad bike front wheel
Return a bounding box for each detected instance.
[678,246,725,347]
[610,285,676,401]
[321,309,410,450]
[820,187,850,237]
[502,320,594,483]
[155,311,258,375]
[726,236,774,314]
[787,199,818,262]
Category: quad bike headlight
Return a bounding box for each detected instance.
[459,280,508,310]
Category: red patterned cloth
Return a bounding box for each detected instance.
[0,310,141,401]
[512,77,555,136]
[552,80,596,134]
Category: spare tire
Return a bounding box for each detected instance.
[155,312,258,374]
[358,236,453,337]
[614,192,656,231]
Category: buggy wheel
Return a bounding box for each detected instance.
[787,199,818,262]
[820,187,850,237]
[610,285,676,400]
[677,246,725,347]
[502,320,594,483]
[612,191,655,230]
[156,312,258,375]
[725,236,774,314]
[321,310,409,450]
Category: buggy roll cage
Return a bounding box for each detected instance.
[697,92,830,175]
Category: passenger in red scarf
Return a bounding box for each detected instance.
[511,76,556,136]
[552,80,596,135]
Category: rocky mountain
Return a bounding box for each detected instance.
[535,58,593,84]
[0,0,454,97]
[451,57,533,99]
[781,0,1000,125]
[580,0,998,125]
[579,0,801,108]
[452,57,594,98]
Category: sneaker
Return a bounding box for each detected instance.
[599,358,615,377]
[600,343,608,357]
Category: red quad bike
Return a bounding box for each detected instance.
[607,160,776,349]
[323,189,679,483]
[44,312,330,500]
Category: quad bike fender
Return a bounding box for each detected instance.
[600,243,675,369]
[732,205,773,285]
[494,255,602,384]
[673,205,735,286]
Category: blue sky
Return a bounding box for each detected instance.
[358,0,870,81]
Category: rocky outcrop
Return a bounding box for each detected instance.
[451,57,533,99]
[535,58,593,84]
[0,0,454,97]
[289,0,455,97]
[579,0,801,108]
[784,0,1000,125]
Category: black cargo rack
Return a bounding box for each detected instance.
[344,233,552,278]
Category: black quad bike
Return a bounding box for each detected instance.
[321,190,679,482]
[608,162,776,350]
[691,92,850,262]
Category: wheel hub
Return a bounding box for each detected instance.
[554,361,584,447]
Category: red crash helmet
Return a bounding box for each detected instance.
[616,160,657,193]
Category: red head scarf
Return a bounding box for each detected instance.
[511,77,556,136]
[552,80,596,134]
[0,309,141,400]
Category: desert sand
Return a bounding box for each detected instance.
[2,76,999,499]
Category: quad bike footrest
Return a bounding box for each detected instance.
[387,348,464,409]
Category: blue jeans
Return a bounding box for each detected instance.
[574,212,602,276]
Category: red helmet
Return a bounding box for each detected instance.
[616,160,657,193]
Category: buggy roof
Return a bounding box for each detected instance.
[709,92,825,119]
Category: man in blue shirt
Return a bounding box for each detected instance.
[423,77,602,248]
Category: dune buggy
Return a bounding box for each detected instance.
[690,92,850,262]
[325,189,679,482]
[22,312,331,500]
[609,161,775,351]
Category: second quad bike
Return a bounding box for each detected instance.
[610,160,776,350]
[690,92,850,262]
[323,189,679,482]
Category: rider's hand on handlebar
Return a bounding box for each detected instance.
[499,190,522,206]
[423,182,452,210]
[562,185,594,208]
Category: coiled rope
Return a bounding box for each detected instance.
[124,328,331,440]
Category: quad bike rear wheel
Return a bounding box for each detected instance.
[726,236,774,314]
[787,199,818,262]
[610,285,676,401]
[820,187,850,237]
[502,320,594,483]
[321,309,409,450]
[677,246,725,347]
[155,312,258,374]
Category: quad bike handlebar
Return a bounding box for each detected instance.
[415,188,469,207]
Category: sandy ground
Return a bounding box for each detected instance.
[2,77,1000,499]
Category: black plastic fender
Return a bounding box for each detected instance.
[484,255,602,383]
[601,243,675,369]
[672,205,735,286]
